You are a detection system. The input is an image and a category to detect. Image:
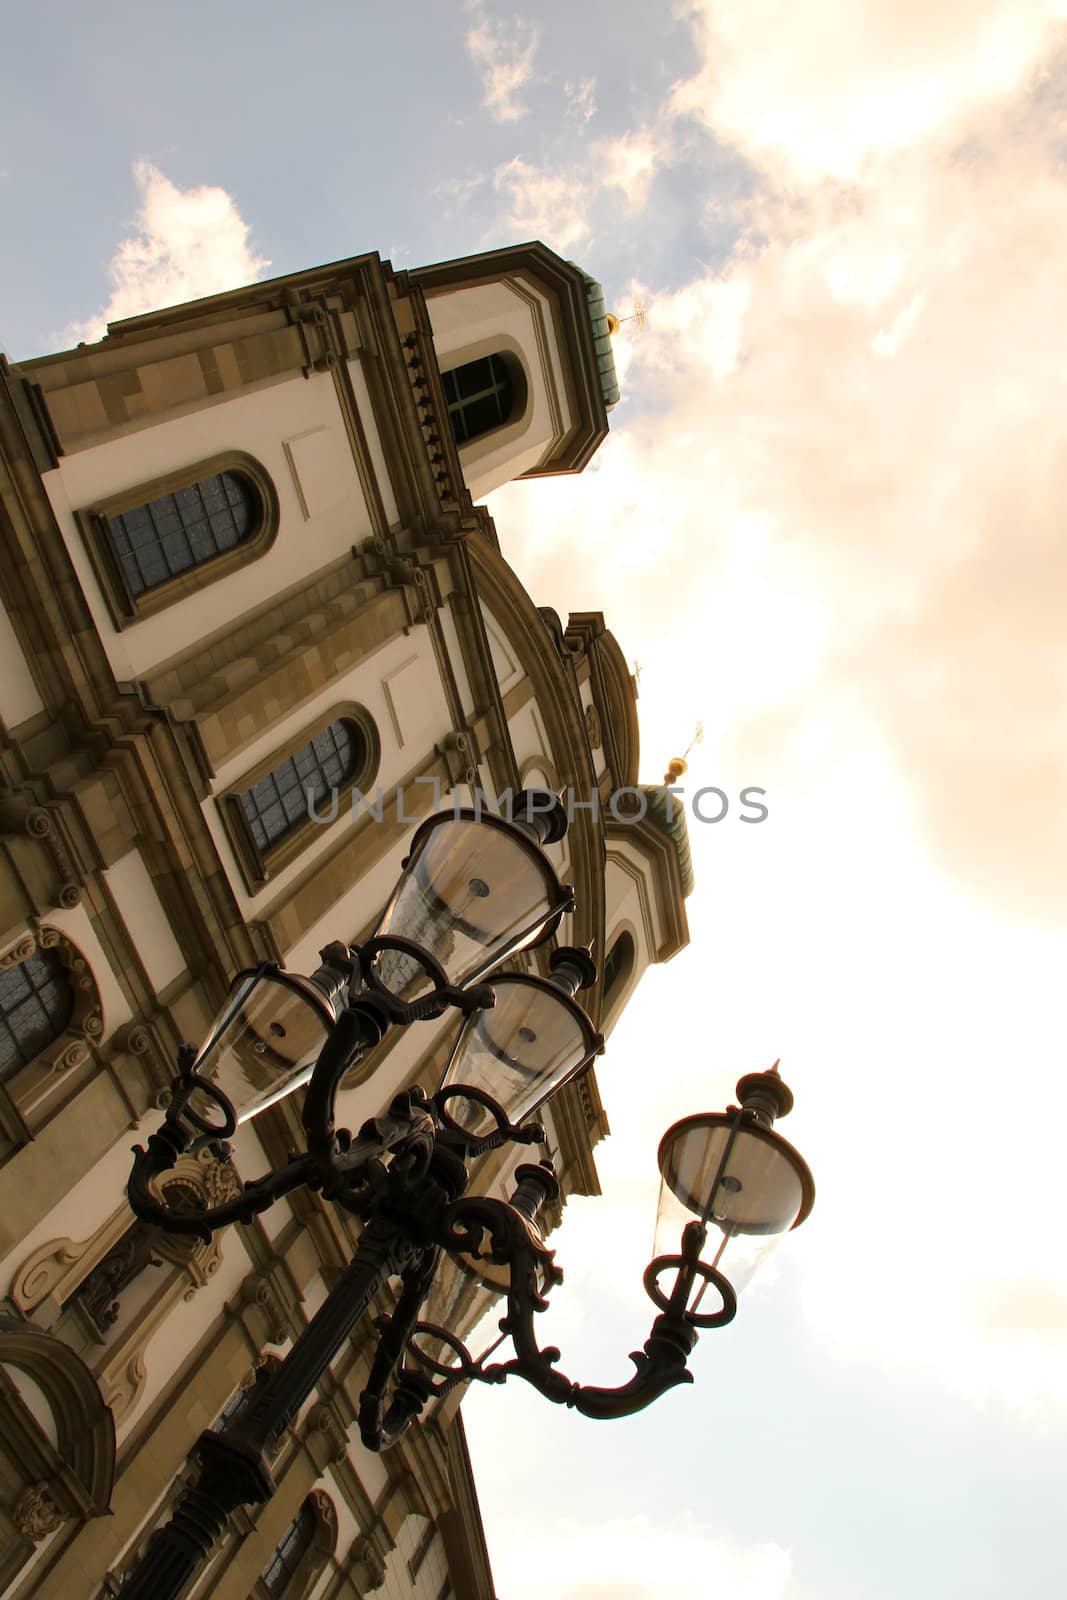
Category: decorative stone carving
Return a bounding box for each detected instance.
[0,931,36,970]
[197,1146,241,1207]
[350,1534,386,1591]
[308,1489,338,1533]
[584,701,603,751]
[0,927,104,1099]
[14,1482,64,1542]
[307,1401,348,1464]
[240,1269,289,1345]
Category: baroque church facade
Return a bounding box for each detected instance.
[0,241,692,1599]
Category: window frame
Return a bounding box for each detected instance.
[256,1491,337,1600]
[439,344,529,452]
[0,926,103,1157]
[216,703,380,893]
[74,451,279,630]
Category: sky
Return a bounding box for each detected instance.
[4,3,1067,1595]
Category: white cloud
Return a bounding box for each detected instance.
[62,160,269,345]
[672,0,1067,183]
[595,126,671,209]
[490,155,594,252]
[565,75,597,124]
[464,0,540,123]
[480,1511,794,1600]
[480,8,1067,1422]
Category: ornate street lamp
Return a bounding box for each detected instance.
[118,791,814,1600]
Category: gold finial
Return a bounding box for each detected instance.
[607,298,647,337]
[664,723,703,786]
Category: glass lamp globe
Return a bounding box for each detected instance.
[652,1082,814,1317]
[437,972,602,1138]
[370,805,572,999]
[184,966,337,1131]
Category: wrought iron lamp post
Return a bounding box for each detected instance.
[116,790,814,1599]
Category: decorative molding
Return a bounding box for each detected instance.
[14,1481,65,1542]
[350,1533,386,1592]
[306,1401,348,1465]
[239,1267,291,1346]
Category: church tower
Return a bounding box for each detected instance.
[0,239,690,1598]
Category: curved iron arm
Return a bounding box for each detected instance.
[411,1177,734,1424]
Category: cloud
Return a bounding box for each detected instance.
[490,155,594,252]
[464,0,540,123]
[476,1510,794,1600]
[479,6,1067,1420]
[672,0,1067,183]
[564,75,597,124]
[62,160,269,345]
[595,126,671,209]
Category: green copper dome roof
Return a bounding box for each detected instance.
[568,263,621,412]
[641,785,695,898]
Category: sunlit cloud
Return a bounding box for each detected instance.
[671,0,1067,183]
[60,160,269,346]
[490,154,594,252]
[481,1511,794,1600]
[595,126,671,208]
[564,74,597,125]
[464,0,541,123]
[475,0,1067,1428]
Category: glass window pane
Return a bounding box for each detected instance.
[0,947,74,1081]
[105,472,258,596]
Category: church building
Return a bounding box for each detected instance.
[0,240,692,1599]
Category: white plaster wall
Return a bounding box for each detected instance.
[0,597,44,727]
[604,845,661,1019]
[103,849,187,996]
[40,372,390,680]
[0,1134,134,1296]
[480,604,523,697]
[203,627,452,927]
[427,277,572,501]
[114,1223,256,1449]
[436,602,476,722]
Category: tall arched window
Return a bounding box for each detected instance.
[602,931,635,1019]
[0,929,103,1154]
[76,452,278,628]
[220,705,380,891]
[259,1492,336,1600]
[240,719,366,853]
[442,353,519,444]
[262,1501,316,1597]
[0,946,74,1084]
[105,471,257,597]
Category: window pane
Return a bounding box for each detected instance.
[0,947,74,1081]
[444,355,513,446]
[106,471,258,597]
[239,721,365,857]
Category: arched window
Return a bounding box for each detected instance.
[240,718,366,852]
[76,452,278,628]
[442,353,518,444]
[602,931,635,1018]
[105,471,257,598]
[262,1501,316,1597]
[220,705,380,891]
[259,1492,336,1600]
[0,946,74,1084]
